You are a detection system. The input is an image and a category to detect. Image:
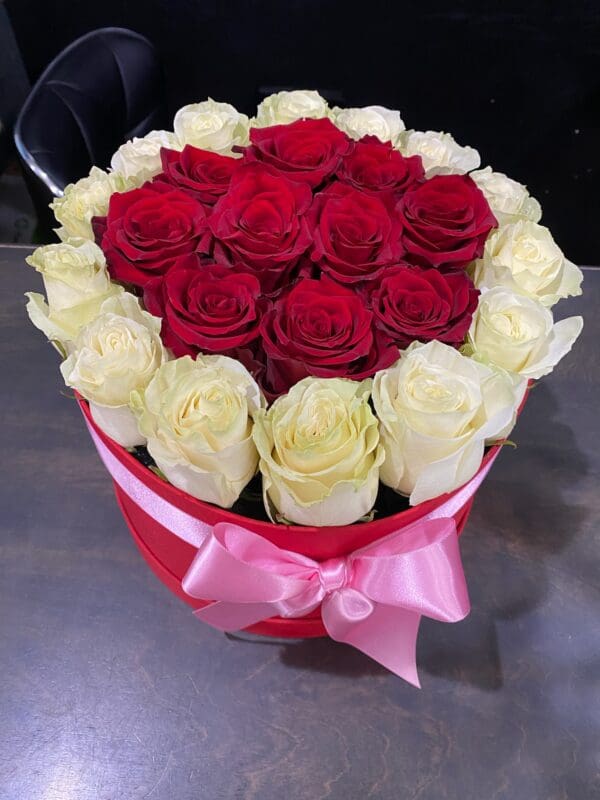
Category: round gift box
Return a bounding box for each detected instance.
[79,398,502,639]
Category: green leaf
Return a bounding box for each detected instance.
[50,339,67,359]
[489,438,518,449]
[148,466,167,481]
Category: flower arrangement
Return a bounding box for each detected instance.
[25,90,584,681]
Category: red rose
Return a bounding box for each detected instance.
[154,145,238,206]
[309,182,404,284]
[99,182,210,288]
[336,136,424,196]
[259,275,399,397]
[244,118,352,188]
[143,254,268,357]
[209,163,313,295]
[396,174,497,268]
[367,265,479,347]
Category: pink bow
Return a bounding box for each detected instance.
[84,415,486,686]
[182,517,470,687]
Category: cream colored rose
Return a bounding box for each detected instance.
[51,167,130,240]
[467,287,583,379]
[252,378,383,526]
[25,239,122,350]
[473,220,583,307]
[254,90,330,127]
[400,130,480,177]
[60,293,166,447]
[131,355,263,508]
[110,130,179,185]
[470,166,541,225]
[332,105,405,144]
[173,98,249,154]
[373,341,525,506]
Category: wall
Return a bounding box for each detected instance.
[0,1,29,170]
[6,0,600,263]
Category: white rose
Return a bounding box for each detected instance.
[51,167,131,240]
[110,130,179,185]
[25,239,122,350]
[253,89,330,126]
[470,166,542,225]
[467,287,583,379]
[373,341,525,506]
[131,355,263,508]
[60,293,167,447]
[332,105,405,144]
[252,378,383,526]
[173,98,249,154]
[473,220,583,307]
[401,130,480,177]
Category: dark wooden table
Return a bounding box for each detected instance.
[1,245,598,800]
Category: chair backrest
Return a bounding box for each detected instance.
[14,27,165,199]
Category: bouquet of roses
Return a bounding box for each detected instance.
[24,90,583,681]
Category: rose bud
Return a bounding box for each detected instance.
[143,257,268,358]
[25,239,122,352]
[373,340,526,505]
[51,167,131,241]
[252,377,383,526]
[470,166,541,226]
[253,90,330,127]
[154,146,238,206]
[332,105,405,145]
[59,293,167,447]
[467,287,583,379]
[173,98,249,154]
[396,174,497,269]
[99,182,211,289]
[367,265,479,348]
[259,275,399,397]
[309,182,404,283]
[131,354,264,508]
[209,163,313,295]
[110,130,180,187]
[336,136,424,197]
[244,117,352,188]
[400,130,480,177]
[472,220,582,308]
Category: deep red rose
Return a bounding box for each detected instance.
[244,118,353,188]
[259,275,399,397]
[143,254,268,357]
[309,182,404,284]
[154,145,238,206]
[396,174,497,268]
[336,136,424,196]
[98,182,210,288]
[209,163,313,295]
[367,265,479,347]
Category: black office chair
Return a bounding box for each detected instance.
[13,27,167,238]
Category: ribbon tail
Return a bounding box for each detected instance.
[323,600,422,688]
[193,601,277,632]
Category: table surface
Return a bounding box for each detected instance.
[1,244,598,800]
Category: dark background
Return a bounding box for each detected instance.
[4,0,600,263]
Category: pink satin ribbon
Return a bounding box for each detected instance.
[85,417,499,686]
[182,517,469,686]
